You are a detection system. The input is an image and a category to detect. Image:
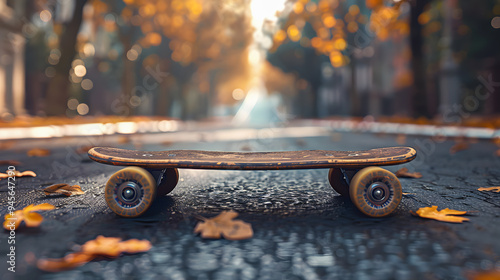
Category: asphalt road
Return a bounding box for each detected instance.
[0,128,499,280]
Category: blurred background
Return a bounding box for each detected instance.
[0,0,499,127]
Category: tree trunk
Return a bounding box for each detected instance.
[409,0,430,118]
[45,0,87,116]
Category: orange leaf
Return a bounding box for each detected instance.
[44,184,85,196]
[25,203,56,212]
[415,205,469,223]
[75,146,94,155]
[450,142,469,154]
[37,236,152,272]
[81,236,123,257]
[468,269,500,280]
[27,148,51,157]
[118,239,153,254]
[3,203,55,230]
[0,170,36,180]
[194,210,253,240]
[37,253,95,272]
[478,187,500,193]
[395,167,422,178]
[0,160,21,166]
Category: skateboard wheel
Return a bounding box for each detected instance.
[156,168,179,196]
[349,167,402,218]
[105,166,156,218]
[328,168,354,196]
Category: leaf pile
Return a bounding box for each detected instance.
[395,167,422,178]
[3,203,55,230]
[37,235,152,272]
[0,170,36,180]
[477,187,500,193]
[194,210,253,240]
[415,205,469,223]
[44,184,85,196]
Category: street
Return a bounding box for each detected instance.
[1,127,499,280]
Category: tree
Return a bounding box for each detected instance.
[267,0,408,117]
[116,0,254,119]
[45,0,88,116]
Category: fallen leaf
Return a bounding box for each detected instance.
[468,269,500,280]
[75,146,93,154]
[415,205,469,223]
[3,203,55,230]
[396,134,406,145]
[0,160,21,166]
[496,149,500,157]
[0,170,37,180]
[194,210,253,240]
[37,235,152,272]
[450,142,469,154]
[478,187,500,193]
[44,184,85,196]
[27,148,51,157]
[395,167,422,178]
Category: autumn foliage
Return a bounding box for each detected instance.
[44,184,85,196]
[270,0,407,68]
[415,205,469,223]
[37,235,152,272]
[194,210,253,240]
[3,203,55,230]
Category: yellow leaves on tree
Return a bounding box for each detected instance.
[37,235,152,272]
[0,170,36,180]
[44,184,85,196]
[194,210,253,240]
[415,206,469,223]
[368,2,408,41]
[478,187,500,193]
[395,167,422,179]
[3,203,55,230]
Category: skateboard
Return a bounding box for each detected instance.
[88,146,416,218]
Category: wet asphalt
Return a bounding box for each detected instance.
[0,128,499,280]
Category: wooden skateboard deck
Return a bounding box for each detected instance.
[88,146,416,170]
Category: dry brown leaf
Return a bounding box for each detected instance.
[37,235,152,272]
[495,149,500,157]
[478,187,500,193]
[3,203,55,230]
[415,205,469,223]
[27,148,51,157]
[396,134,406,145]
[395,167,422,178]
[0,170,37,180]
[194,210,253,240]
[36,253,94,273]
[75,146,94,155]
[44,184,85,196]
[0,160,21,166]
[450,142,469,154]
[468,269,500,280]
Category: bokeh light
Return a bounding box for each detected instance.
[74,65,87,77]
